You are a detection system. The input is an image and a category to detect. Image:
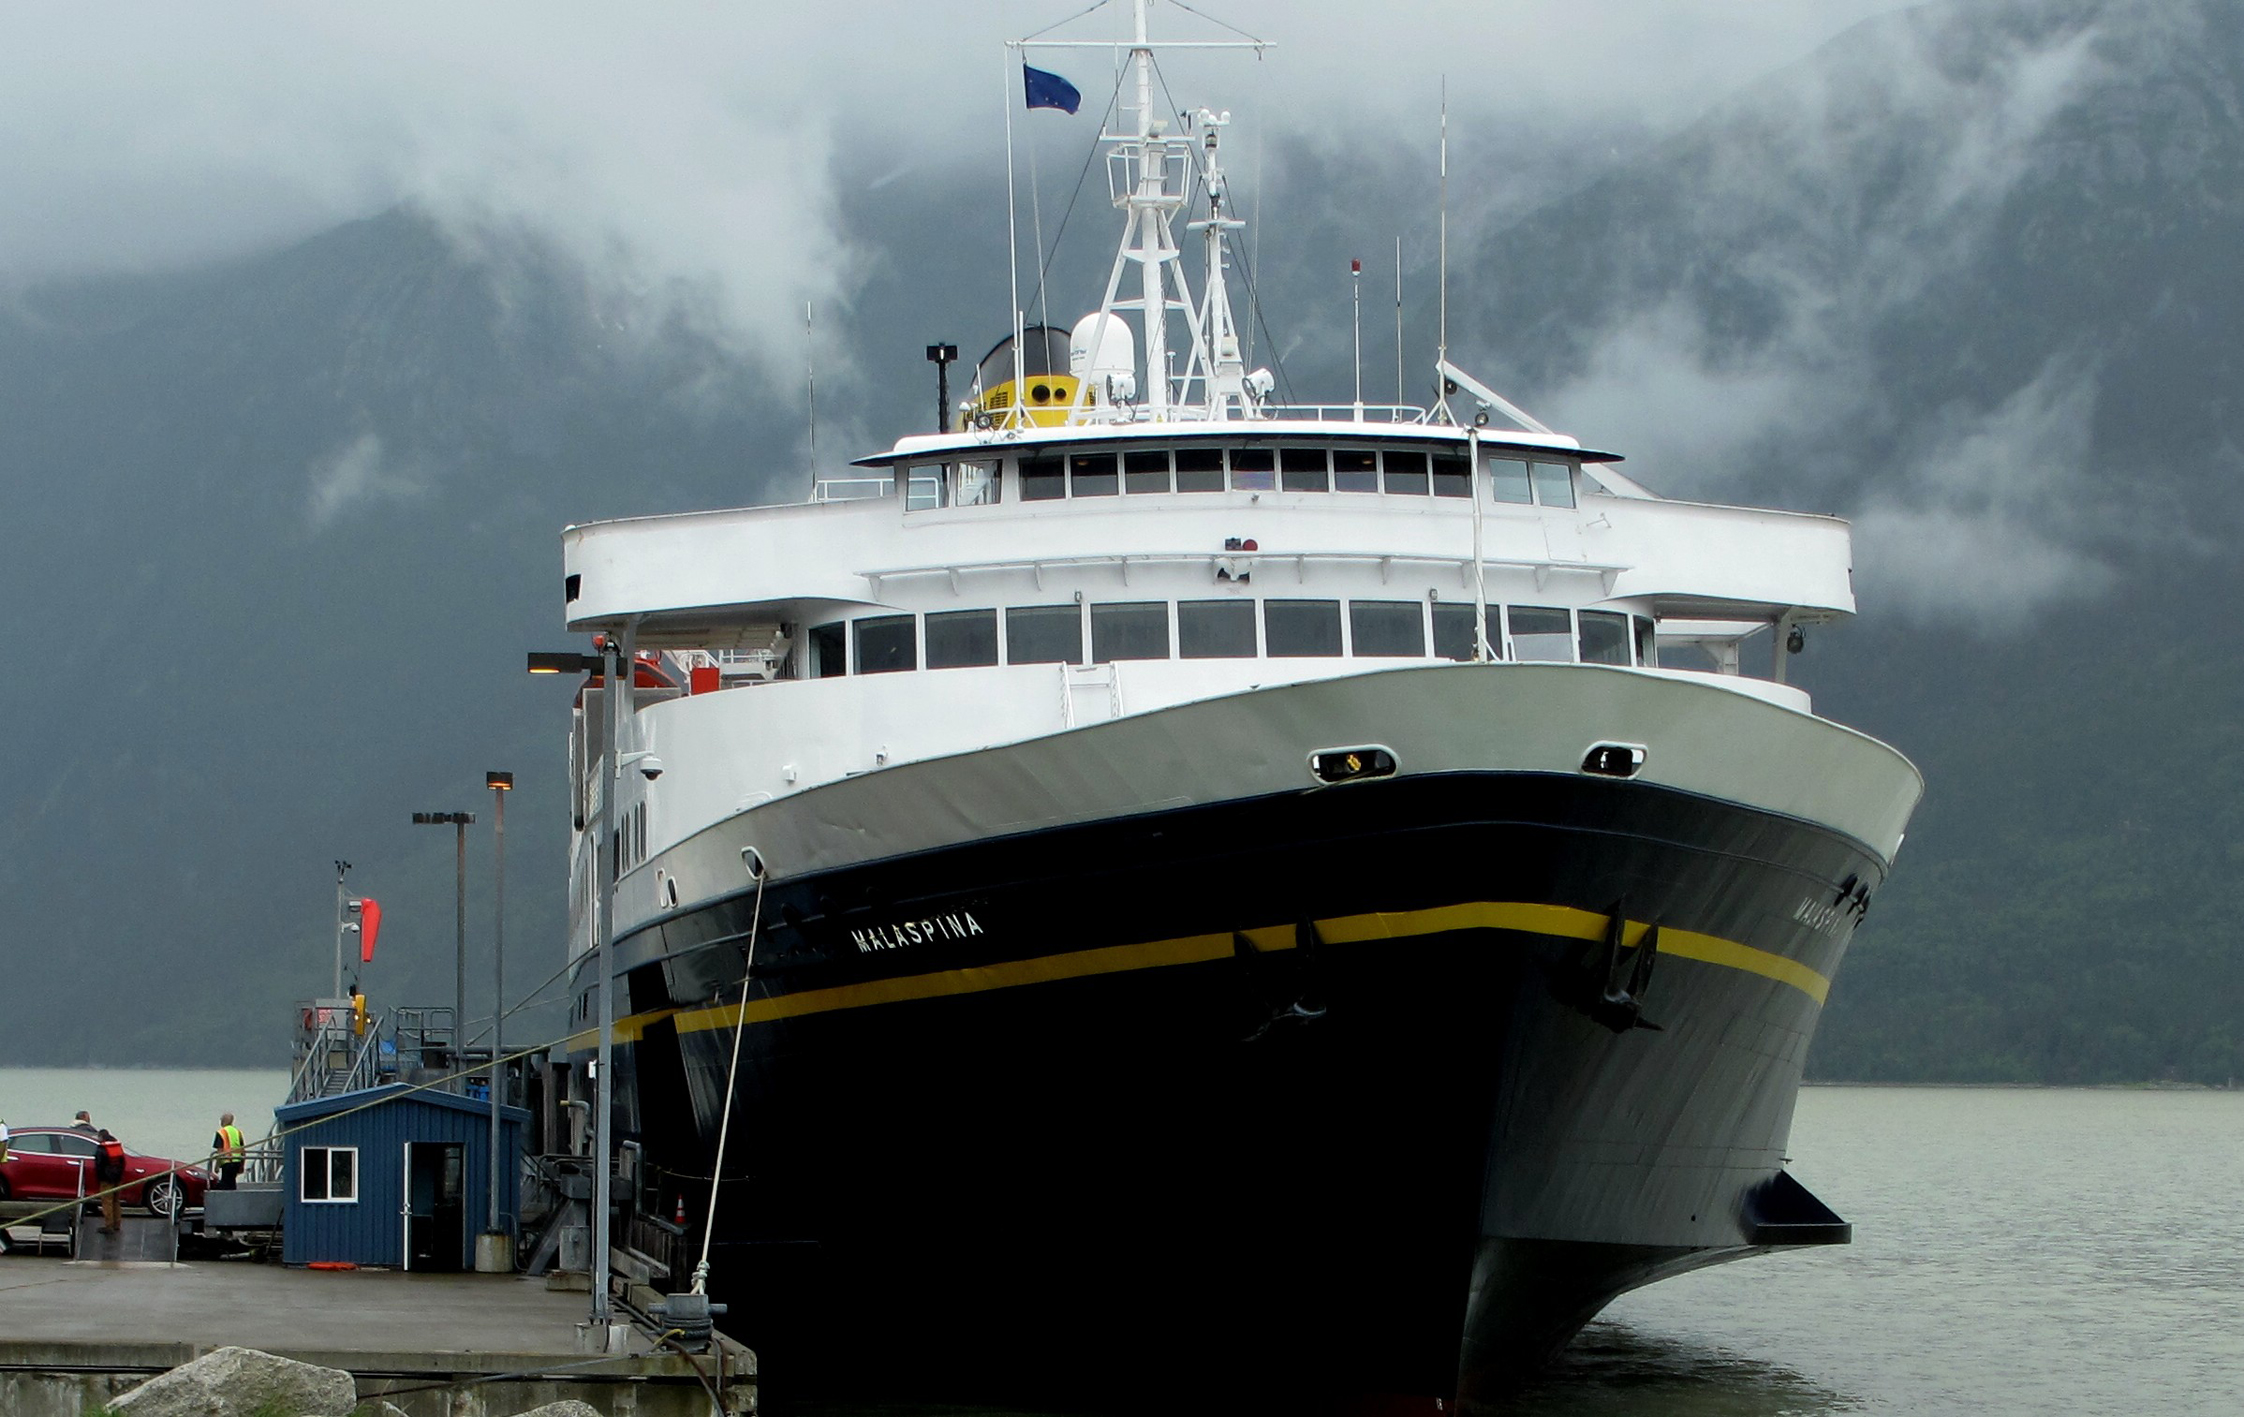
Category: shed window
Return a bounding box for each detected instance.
[1175,447,1225,492]
[1124,449,1172,494]
[854,615,917,675]
[1350,601,1427,657]
[1179,600,1256,658]
[302,1146,359,1204]
[1091,602,1170,661]
[1266,600,1343,657]
[1020,456,1065,502]
[1334,449,1380,492]
[1531,462,1577,509]
[926,610,999,669]
[1280,447,1330,493]
[1509,606,1575,662]
[1006,605,1083,665]
[1578,610,1631,666]
[1229,447,1276,491]
[1070,452,1118,497]
[1488,458,1533,505]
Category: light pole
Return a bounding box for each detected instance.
[484,770,513,1264]
[332,860,353,999]
[527,646,618,1332]
[410,811,476,1089]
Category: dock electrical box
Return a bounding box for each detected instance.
[275,1084,527,1272]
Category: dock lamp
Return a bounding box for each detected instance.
[527,645,623,1333]
[481,771,514,1271]
[409,811,477,1090]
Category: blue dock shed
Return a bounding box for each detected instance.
[275,1084,528,1271]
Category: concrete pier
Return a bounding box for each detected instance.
[0,1257,753,1415]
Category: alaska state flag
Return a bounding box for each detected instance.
[1023,64,1081,114]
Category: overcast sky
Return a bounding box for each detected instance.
[0,1,1901,377]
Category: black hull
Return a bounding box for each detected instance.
[578,771,1880,1408]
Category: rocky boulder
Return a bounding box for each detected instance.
[108,1346,357,1417]
[507,1403,604,1417]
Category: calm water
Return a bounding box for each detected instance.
[0,1067,291,1166]
[7,1075,2236,1413]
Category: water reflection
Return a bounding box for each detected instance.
[1499,1319,1863,1415]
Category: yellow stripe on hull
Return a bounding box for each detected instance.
[559,902,1829,1054]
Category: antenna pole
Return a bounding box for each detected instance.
[1436,82,1452,423]
[1004,44,1025,424]
[1351,257,1363,419]
[1395,235,1404,408]
[805,301,817,485]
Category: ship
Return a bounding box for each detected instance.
[545,4,1922,1409]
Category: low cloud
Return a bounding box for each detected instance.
[0,2,1900,390]
[306,432,419,530]
[1852,357,2114,628]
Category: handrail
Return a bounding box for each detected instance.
[864,548,1627,596]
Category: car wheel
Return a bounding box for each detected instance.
[143,1177,181,1220]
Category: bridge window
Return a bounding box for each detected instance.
[1634,616,1658,668]
[948,460,1000,506]
[1070,452,1119,497]
[1432,452,1471,497]
[1091,602,1171,661]
[1006,605,1083,665]
[1509,606,1575,662]
[1334,449,1380,492]
[808,622,846,678]
[1020,455,1065,502]
[1175,447,1226,492]
[1179,599,1257,658]
[1230,447,1277,491]
[1280,447,1330,493]
[1382,450,1429,495]
[1531,461,1577,508]
[1432,603,1487,661]
[1487,457,1533,505]
[926,609,999,669]
[1578,610,1630,667]
[855,615,918,675]
[1124,449,1172,494]
[1350,600,1427,657]
[1266,599,1343,657]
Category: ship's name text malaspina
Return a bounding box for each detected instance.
[852,911,986,953]
[1791,897,1852,938]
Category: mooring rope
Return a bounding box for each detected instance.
[689,856,766,1296]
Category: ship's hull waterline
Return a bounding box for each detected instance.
[567,671,1909,1406]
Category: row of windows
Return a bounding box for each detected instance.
[909,445,1579,509]
[805,600,1656,675]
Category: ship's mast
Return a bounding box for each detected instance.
[1035,0,1266,424]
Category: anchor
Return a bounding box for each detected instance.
[1554,902,1662,1034]
[1234,919,1329,1042]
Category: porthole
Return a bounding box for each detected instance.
[1309,745,1398,785]
[1581,743,1647,779]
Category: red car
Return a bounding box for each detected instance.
[0,1126,209,1219]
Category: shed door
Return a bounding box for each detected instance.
[403,1141,467,1273]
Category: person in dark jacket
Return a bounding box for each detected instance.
[92,1129,126,1233]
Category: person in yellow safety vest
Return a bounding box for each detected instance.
[211,1113,246,1191]
[350,986,369,1038]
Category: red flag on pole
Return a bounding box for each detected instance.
[358,898,381,963]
